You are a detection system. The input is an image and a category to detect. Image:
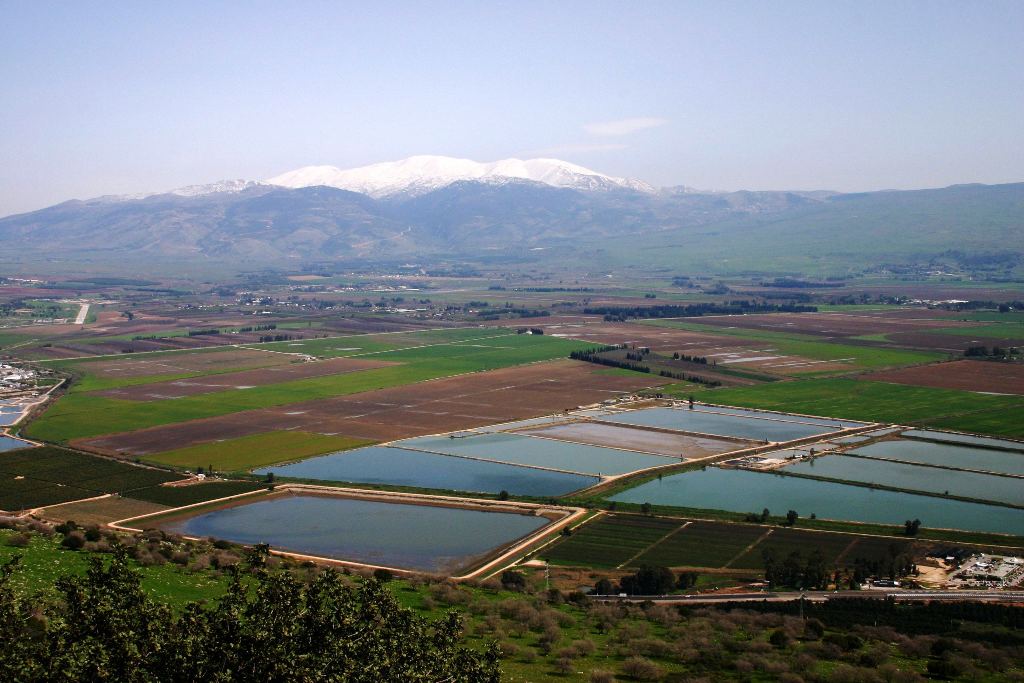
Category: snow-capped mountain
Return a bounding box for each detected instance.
[266,155,655,197]
[93,179,267,203]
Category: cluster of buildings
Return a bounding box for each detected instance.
[0,363,37,393]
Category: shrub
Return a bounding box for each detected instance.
[501,570,527,591]
[621,656,664,681]
[589,670,616,683]
[60,531,85,551]
[770,628,792,648]
[6,533,30,548]
[84,528,101,542]
[373,568,394,583]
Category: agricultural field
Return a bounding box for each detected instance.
[542,514,681,568]
[126,480,265,507]
[706,378,1024,439]
[862,359,1024,395]
[71,360,659,456]
[641,319,945,371]
[544,514,923,573]
[26,330,628,445]
[0,446,182,511]
[145,431,373,471]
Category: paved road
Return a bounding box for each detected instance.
[592,590,1024,604]
[73,303,90,325]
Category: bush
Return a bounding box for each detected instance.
[6,533,30,548]
[501,570,527,591]
[589,670,616,683]
[770,628,791,648]
[373,568,394,583]
[620,656,664,681]
[84,528,101,542]
[60,531,85,551]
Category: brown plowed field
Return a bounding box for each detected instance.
[862,359,1024,395]
[96,357,398,401]
[526,322,852,375]
[691,311,979,338]
[883,331,1024,352]
[76,360,664,456]
[77,348,294,378]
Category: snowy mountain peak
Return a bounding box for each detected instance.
[266,155,654,197]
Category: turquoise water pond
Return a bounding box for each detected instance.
[158,493,548,573]
[786,455,1024,506]
[605,407,835,442]
[255,446,597,496]
[851,440,1024,476]
[609,467,1024,535]
[401,432,674,476]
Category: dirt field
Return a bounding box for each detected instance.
[96,357,397,400]
[519,421,743,458]
[76,360,664,455]
[38,495,169,525]
[691,311,979,338]
[530,321,854,375]
[78,348,295,378]
[862,359,1024,395]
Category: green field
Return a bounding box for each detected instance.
[542,514,680,568]
[706,378,1024,438]
[631,520,767,568]
[0,446,181,511]
[25,330,596,443]
[0,529,228,606]
[641,319,944,371]
[543,514,922,573]
[144,430,372,472]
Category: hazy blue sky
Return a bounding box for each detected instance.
[2,1,1022,215]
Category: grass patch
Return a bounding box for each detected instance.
[145,431,372,472]
[707,378,1024,438]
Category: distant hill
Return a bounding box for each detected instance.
[2,173,1022,277]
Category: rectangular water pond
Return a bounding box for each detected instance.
[156,493,550,573]
[850,440,1024,476]
[785,455,1024,506]
[400,432,675,476]
[609,467,1024,536]
[693,406,867,429]
[604,407,837,442]
[901,430,1024,452]
[0,435,34,452]
[520,421,740,458]
[255,446,597,496]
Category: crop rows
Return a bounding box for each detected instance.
[544,514,681,568]
[631,521,767,568]
[729,528,858,569]
[0,446,181,511]
[129,481,264,507]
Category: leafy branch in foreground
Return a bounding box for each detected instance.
[0,545,499,682]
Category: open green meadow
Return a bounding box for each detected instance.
[0,530,228,606]
[706,378,1024,438]
[144,430,372,472]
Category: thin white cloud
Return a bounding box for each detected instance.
[584,117,668,136]
[523,142,629,156]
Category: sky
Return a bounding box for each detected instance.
[1,1,1022,216]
